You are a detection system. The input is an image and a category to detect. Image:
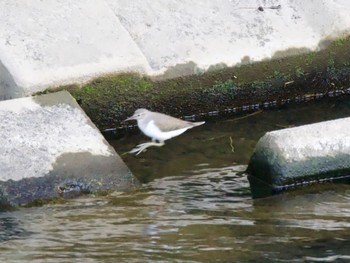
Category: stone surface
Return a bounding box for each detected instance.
[0,0,151,99]
[0,91,139,207]
[0,0,350,99]
[247,117,350,198]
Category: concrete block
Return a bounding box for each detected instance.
[0,0,151,100]
[247,117,350,198]
[1,1,350,98]
[0,91,139,207]
[107,0,350,74]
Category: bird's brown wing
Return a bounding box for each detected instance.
[152,112,194,132]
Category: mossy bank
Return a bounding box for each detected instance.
[38,36,350,133]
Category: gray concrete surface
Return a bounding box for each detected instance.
[0,91,139,207]
[247,117,350,198]
[0,0,349,99]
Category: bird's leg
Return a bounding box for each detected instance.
[129,141,165,155]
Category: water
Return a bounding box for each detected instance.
[2,97,350,262]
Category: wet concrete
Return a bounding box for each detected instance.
[247,117,350,198]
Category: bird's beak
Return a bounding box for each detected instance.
[124,115,136,121]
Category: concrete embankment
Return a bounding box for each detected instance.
[0,1,350,134]
[0,91,139,208]
[1,1,350,100]
[0,1,350,205]
[247,117,350,198]
[60,33,350,133]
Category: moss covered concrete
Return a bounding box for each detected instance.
[37,36,350,132]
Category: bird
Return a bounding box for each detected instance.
[125,108,205,155]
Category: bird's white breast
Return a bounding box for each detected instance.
[139,120,188,141]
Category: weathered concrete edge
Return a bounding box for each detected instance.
[246,117,350,198]
[1,152,140,207]
[247,153,350,199]
[0,91,140,209]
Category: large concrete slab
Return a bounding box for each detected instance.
[108,0,350,74]
[0,0,350,99]
[0,0,151,99]
[247,117,350,198]
[0,91,139,207]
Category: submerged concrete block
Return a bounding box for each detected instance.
[247,117,350,198]
[0,91,139,207]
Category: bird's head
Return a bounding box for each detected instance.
[125,108,149,121]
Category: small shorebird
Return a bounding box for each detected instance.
[125,108,205,155]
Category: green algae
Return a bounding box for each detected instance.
[20,197,67,208]
[37,36,350,131]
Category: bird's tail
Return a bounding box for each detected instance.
[192,121,205,127]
